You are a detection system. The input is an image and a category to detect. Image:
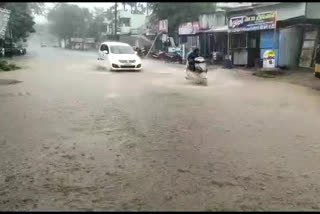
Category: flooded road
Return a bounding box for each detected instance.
[1,35,320,211]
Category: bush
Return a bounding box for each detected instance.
[0,60,21,72]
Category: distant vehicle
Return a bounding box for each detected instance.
[12,44,26,55]
[3,43,26,56]
[98,42,142,71]
[41,43,47,47]
[4,42,13,57]
[0,48,4,57]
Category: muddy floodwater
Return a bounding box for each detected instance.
[1,34,320,211]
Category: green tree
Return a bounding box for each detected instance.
[121,2,127,11]
[1,3,44,42]
[47,3,92,45]
[102,5,116,34]
[127,3,136,13]
[28,3,45,15]
[151,3,216,35]
[86,7,108,41]
[136,3,146,15]
[5,3,37,42]
[146,3,154,16]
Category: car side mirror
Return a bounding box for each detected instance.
[102,50,109,55]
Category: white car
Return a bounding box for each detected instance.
[98,42,142,71]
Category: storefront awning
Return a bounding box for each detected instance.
[204,25,228,33]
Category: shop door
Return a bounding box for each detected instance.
[299,25,319,68]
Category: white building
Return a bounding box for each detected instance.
[216,2,278,10]
[103,10,147,36]
[216,3,253,9]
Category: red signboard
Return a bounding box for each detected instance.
[179,22,200,35]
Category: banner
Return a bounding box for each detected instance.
[229,12,276,32]
[158,19,168,33]
[178,22,200,35]
[0,8,11,39]
[263,49,275,68]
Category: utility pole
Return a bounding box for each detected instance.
[114,2,117,41]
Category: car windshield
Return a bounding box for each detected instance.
[110,45,134,54]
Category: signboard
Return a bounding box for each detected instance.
[71,38,95,43]
[263,49,275,68]
[179,22,200,35]
[168,47,181,54]
[0,8,11,39]
[84,38,95,43]
[229,12,276,32]
[161,34,168,43]
[158,19,168,33]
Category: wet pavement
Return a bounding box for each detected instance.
[1,35,320,211]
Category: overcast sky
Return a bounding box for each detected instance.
[34,2,115,24]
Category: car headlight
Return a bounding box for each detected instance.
[112,64,119,68]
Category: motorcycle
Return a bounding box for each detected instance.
[163,52,183,64]
[185,57,208,85]
[151,50,164,60]
[135,47,149,58]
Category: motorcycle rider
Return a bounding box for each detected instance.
[187,47,200,72]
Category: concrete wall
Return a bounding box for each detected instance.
[118,10,146,29]
[199,12,226,29]
[306,3,320,19]
[130,14,146,29]
[278,26,304,68]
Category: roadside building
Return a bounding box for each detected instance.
[102,10,152,48]
[70,38,96,51]
[226,2,320,69]
[178,21,200,59]
[198,10,228,63]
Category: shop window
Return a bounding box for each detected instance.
[231,33,247,49]
[192,36,197,47]
[119,18,130,27]
[180,36,187,44]
[249,38,256,48]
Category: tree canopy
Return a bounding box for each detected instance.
[86,7,108,41]
[47,3,92,42]
[4,3,39,42]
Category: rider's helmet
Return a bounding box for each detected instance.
[193,47,200,54]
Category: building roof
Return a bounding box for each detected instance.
[71,38,95,43]
[226,2,280,13]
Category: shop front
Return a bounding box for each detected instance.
[228,11,278,68]
[204,25,229,64]
[178,21,200,59]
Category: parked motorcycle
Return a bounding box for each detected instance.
[150,51,163,59]
[135,47,148,58]
[163,52,183,64]
[185,56,208,85]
